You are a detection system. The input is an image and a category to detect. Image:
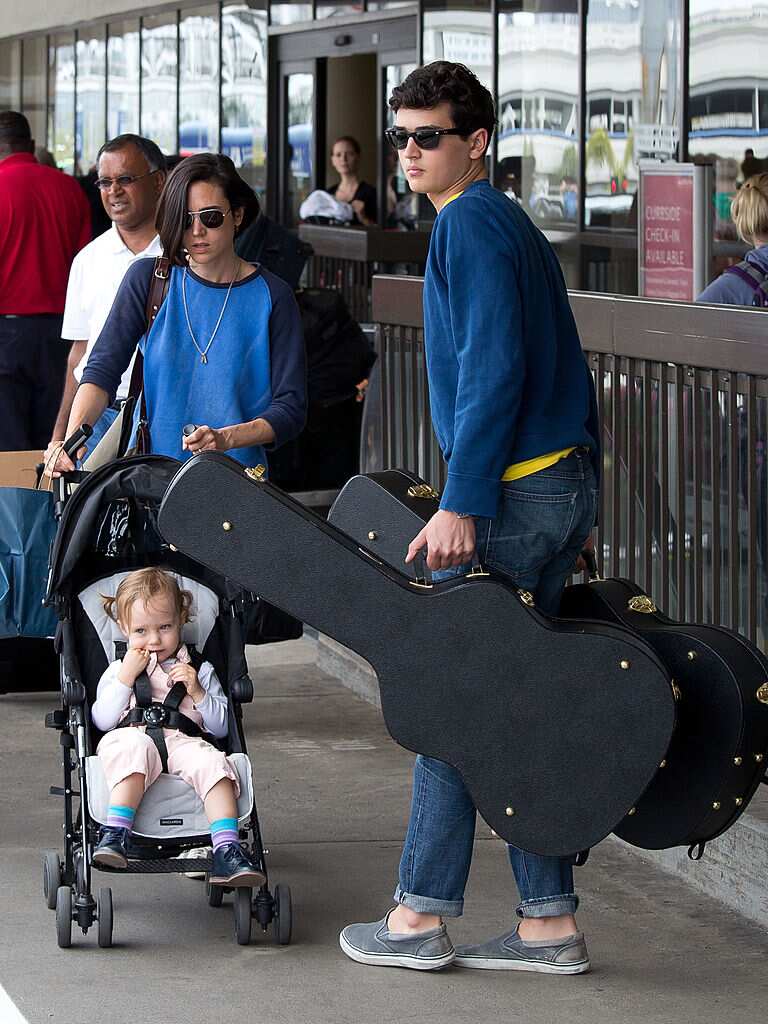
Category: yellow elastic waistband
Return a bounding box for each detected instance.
[502,448,576,482]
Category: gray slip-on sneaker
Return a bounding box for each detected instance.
[454,927,590,974]
[340,910,455,970]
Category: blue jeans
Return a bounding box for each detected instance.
[394,448,598,920]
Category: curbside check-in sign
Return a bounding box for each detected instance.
[638,161,713,302]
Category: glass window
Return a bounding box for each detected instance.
[107,19,140,139]
[222,3,269,197]
[21,36,47,146]
[76,25,106,174]
[141,13,178,155]
[385,62,419,228]
[422,0,493,92]
[497,2,579,229]
[368,2,416,9]
[270,3,313,25]
[586,0,682,232]
[48,33,76,174]
[286,71,314,225]
[180,5,220,157]
[316,3,364,16]
[0,39,21,111]
[689,1,768,242]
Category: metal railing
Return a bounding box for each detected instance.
[366,275,768,647]
[298,226,429,322]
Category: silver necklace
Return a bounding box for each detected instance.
[181,258,239,365]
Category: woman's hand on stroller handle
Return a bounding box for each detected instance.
[43,423,93,478]
[182,423,228,455]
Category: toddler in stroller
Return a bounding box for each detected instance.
[42,450,292,948]
[91,567,263,888]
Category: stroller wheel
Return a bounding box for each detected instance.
[207,881,224,908]
[43,851,62,910]
[97,888,113,948]
[274,884,292,946]
[55,886,73,948]
[234,887,252,946]
[75,854,86,895]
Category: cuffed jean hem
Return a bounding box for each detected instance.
[394,886,464,918]
[517,894,579,919]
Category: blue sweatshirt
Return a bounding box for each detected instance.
[81,260,306,467]
[697,244,768,306]
[424,179,600,519]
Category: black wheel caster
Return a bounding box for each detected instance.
[43,851,62,910]
[55,886,72,948]
[97,888,113,948]
[234,887,252,946]
[75,854,86,895]
[207,881,224,908]
[274,883,292,946]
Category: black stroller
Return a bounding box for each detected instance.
[41,430,292,948]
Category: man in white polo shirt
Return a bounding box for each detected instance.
[44,134,166,466]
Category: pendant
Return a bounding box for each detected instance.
[201,353,208,365]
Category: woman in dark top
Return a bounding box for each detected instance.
[327,136,377,226]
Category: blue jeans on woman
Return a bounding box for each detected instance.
[393,448,598,920]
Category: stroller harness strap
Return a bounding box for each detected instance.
[113,642,212,773]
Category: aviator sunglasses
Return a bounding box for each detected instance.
[184,207,232,230]
[385,127,464,151]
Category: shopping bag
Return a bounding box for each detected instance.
[0,485,58,638]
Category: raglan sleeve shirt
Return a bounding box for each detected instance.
[431,198,527,519]
[258,272,307,448]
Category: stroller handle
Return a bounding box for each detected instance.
[62,423,93,461]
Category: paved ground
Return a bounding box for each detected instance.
[2,637,768,1024]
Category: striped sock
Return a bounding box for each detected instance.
[106,805,136,831]
[210,817,239,852]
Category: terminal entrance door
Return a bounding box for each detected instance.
[268,12,418,226]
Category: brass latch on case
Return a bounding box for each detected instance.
[756,682,768,705]
[518,590,535,607]
[245,465,267,482]
[628,595,657,614]
[407,483,440,499]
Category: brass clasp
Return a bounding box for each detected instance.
[407,483,440,500]
[628,595,657,614]
[245,465,267,482]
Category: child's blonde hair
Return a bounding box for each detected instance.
[731,173,768,246]
[102,568,193,629]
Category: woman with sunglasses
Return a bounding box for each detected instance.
[51,153,305,473]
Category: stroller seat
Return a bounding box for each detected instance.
[79,570,255,841]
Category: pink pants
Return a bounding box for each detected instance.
[97,726,240,802]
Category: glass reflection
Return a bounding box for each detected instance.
[0,40,21,111]
[497,2,579,229]
[22,37,47,145]
[180,6,220,157]
[270,3,313,25]
[385,62,418,228]
[141,14,178,155]
[689,0,768,241]
[76,26,106,173]
[287,72,314,225]
[223,4,268,196]
[316,3,364,16]
[586,0,681,230]
[108,20,140,139]
[49,33,76,174]
[422,0,493,92]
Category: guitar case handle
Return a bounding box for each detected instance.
[581,546,601,582]
[411,550,486,587]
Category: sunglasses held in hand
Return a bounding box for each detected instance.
[385,127,464,151]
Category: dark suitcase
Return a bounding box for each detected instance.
[329,469,441,579]
[158,452,677,858]
[560,560,768,855]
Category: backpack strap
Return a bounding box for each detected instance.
[128,255,171,453]
[723,260,768,306]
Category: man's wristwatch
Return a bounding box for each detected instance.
[455,512,473,519]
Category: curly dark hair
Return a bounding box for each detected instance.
[388,62,496,150]
[156,153,260,266]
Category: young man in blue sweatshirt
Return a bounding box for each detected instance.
[340,62,600,974]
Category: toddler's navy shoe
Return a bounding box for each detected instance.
[209,843,266,887]
[92,826,130,869]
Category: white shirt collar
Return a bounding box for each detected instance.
[107,222,161,259]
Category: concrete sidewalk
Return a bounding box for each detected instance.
[1,636,767,1024]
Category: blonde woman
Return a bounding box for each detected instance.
[698,172,768,306]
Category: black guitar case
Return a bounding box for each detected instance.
[330,469,768,855]
[560,560,768,854]
[158,453,676,858]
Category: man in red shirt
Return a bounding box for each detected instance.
[0,111,91,451]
